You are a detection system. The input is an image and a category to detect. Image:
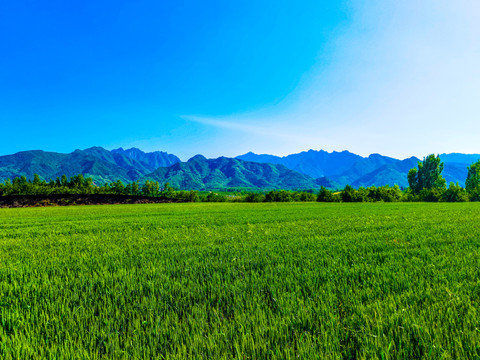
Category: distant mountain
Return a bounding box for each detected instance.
[237,150,363,178]
[238,150,478,188]
[330,154,400,187]
[238,150,409,188]
[349,157,420,189]
[111,147,180,171]
[0,149,130,184]
[439,153,480,164]
[0,147,179,184]
[443,163,470,186]
[0,147,477,190]
[142,155,318,190]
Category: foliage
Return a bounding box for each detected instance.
[418,188,444,202]
[1,203,480,358]
[265,190,293,202]
[465,160,480,201]
[0,175,198,201]
[408,154,446,194]
[292,191,317,202]
[442,182,468,202]
[468,188,480,202]
[317,186,336,202]
[340,185,364,202]
[244,192,266,203]
[202,192,227,202]
[465,160,480,192]
[367,185,402,202]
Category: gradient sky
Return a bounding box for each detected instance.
[1,0,479,160]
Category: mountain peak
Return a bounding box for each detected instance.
[188,154,207,162]
[111,147,180,170]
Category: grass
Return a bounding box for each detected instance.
[0,202,479,359]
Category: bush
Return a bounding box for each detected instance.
[245,193,266,203]
[366,185,401,202]
[341,185,363,202]
[401,188,420,202]
[173,190,199,202]
[419,188,444,202]
[442,183,468,202]
[265,190,293,202]
[293,191,316,202]
[317,187,335,202]
[468,186,480,202]
[203,192,227,202]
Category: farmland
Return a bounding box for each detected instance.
[0,203,479,358]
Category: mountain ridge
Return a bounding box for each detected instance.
[0,147,478,190]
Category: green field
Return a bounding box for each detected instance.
[0,203,479,359]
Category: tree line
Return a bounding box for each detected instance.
[315,155,480,203]
[1,155,479,203]
[0,175,198,202]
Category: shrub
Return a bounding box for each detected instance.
[293,191,316,202]
[341,185,363,202]
[442,183,468,202]
[317,187,335,202]
[265,190,293,202]
[245,193,266,203]
[203,192,227,202]
[419,188,444,202]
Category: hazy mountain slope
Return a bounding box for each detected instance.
[143,155,319,190]
[440,153,480,164]
[237,150,363,178]
[349,157,420,188]
[112,147,180,170]
[346,157,470,188]
[443,163,469,187]
[330,154,400,187]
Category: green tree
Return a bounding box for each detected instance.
[465,160,480,200]
[317,186,335,202]
[408,154,446,195]
[32,174,42,185]
[131,181,139,195]
[341,185,363,202]
[110,180,125,195]
[245,192,266,203]
[61,174,68,187]
[265,190,293,202]
[442,182,468,202]
[162,182,175,198]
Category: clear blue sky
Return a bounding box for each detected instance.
[1,1,479,160]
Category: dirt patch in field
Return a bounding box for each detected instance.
[0,194,184,208]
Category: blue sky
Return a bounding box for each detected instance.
[1,1,479,160]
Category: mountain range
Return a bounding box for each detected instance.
[237,150,480,188]
[0,147,479,190]
[0,147,180,185]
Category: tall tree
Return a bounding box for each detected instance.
[408,154,446,194]
[465,160,480,193]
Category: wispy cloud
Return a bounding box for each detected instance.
[182,115,320,145]
[180,0,480,159]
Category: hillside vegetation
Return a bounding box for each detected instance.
[1,147,479,190]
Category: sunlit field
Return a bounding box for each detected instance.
[1,203,479,359]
